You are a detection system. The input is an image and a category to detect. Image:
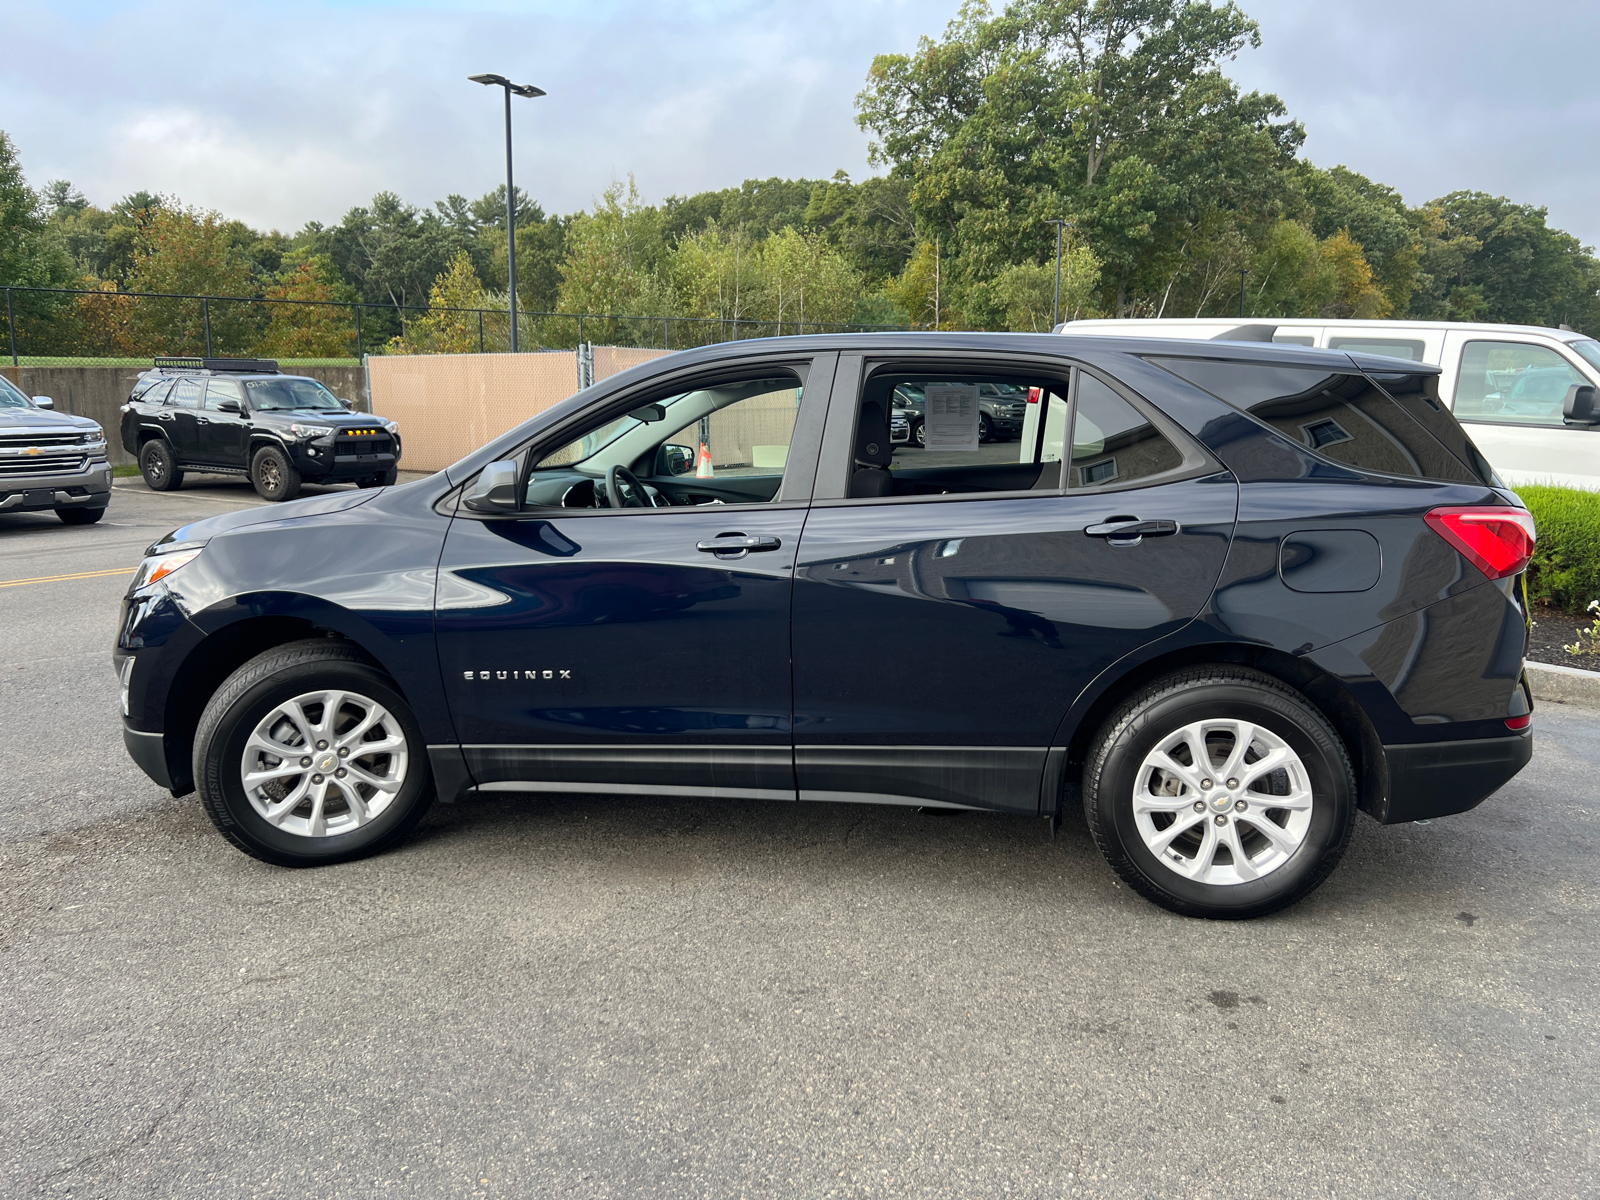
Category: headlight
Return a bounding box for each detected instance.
[288,424,329,441]
[129,546,204,592]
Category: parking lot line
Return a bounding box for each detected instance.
[0,567,136,588]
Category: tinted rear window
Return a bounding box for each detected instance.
[1149,357,1483,484]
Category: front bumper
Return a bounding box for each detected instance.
[292,444,398,481]
[123,721,175,791]
[0,460,112,512]
[1377,731,1533,823]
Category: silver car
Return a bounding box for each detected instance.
[0,374,112,524]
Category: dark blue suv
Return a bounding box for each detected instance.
[115,334,1536,918]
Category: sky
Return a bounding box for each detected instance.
[3,0,1598,244]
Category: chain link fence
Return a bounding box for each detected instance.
[1,284,904,369]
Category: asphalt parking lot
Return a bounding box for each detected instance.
[2,476,1596,1198]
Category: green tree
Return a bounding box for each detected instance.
[0,131,77,349]
[556,179,668,338]
[387,251,487,354]
[1409,192,1600,331]
[855,0,1302,318]
[121,203,257,355]
[259,254,356,359]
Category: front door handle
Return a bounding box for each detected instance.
[696,533,782,558]
[1084,517,1180,544]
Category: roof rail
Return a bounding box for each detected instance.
[1210,324,1277,342]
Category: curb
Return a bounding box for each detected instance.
[1526,660,1600,709]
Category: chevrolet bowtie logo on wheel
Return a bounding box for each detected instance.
[464,669,573,681]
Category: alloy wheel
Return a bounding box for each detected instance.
[239,689,409,837]
[1131,718,1313,885]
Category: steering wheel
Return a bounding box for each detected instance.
[604,463,656,508]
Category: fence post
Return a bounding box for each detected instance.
[577,314,584,348]
[203,298,213,357]
[663,317,669,350]
[478,310,485,354]
[354,303,363,360]
[5,288,15,368]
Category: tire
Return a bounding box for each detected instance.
[1083,666,1356,919]
[139,439,184,491]
[912,421,925,448]
[978,413,993,443]
[193,639,435,867]
[251,444,301,502]
[358,467,398,489]
[56,505,106,525]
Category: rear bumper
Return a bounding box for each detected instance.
[1378,731,1533,824]
[0,461,112,511]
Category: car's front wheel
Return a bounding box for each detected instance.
[913,421,925,448]
[1083,667,1356,919]
[251,444,302,502]
[139,439,184,491]
[977,413,993,443]
[193,639,435,866]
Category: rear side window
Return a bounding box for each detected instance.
[1150,357,1480,483]
[168,379,203,408]
[1069,375,1184,489]
[1366,371,1495,485]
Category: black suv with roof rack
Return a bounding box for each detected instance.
[119,358,402,502]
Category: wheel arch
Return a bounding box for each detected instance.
[1057,640,1386,821]
[158,613,394,796]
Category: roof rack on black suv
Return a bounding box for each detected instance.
[120,358,400,502]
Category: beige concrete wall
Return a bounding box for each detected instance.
[368,348,671,473]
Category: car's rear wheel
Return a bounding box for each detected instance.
[139,439,183,491]
[251,444,301,502]
[1083,666,1356,919]
[56,506,105,525]
[193,639,435,866]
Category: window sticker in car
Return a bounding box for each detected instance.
[923,383,981,450]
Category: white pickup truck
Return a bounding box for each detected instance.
[1052,318,1600,491]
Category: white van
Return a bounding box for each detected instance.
[1049,318,1600,491]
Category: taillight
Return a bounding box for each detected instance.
[1506,714,1532,731]
[1424,506,1536,580]
[1027,387,1041,404]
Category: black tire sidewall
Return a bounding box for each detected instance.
[140,440,179,490]
[1092,681,1353,917]
[200,658,431,865]
[57,506,106,524]
[251,445,298,502]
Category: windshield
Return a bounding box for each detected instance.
[243,378,344,412]
[1571,340,1600,374]
[0,375,32,409]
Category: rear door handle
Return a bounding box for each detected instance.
[696,534,782,557]
[1084,518,1180,542]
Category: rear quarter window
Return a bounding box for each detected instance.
[1149,357,1484,484]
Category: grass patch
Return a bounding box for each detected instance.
[1520,484,1600,610]
[113,464,142,478]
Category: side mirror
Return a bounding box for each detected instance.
[629,403,665,423]
[464,459,520,513]
[32,396,54,409]
[661,444,694,476]
[215,400,243,415]
[1564,384,1599,426]
[339,398,353,410]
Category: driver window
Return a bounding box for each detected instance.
[527,372,803,509]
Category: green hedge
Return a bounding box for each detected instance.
[1520,485,1600,610]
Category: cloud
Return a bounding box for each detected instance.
[4,0,1598,251]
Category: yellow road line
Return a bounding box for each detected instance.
[0,567,137,588]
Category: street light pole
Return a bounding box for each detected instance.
[1046,219,1073,330]
[469,73,546,353]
